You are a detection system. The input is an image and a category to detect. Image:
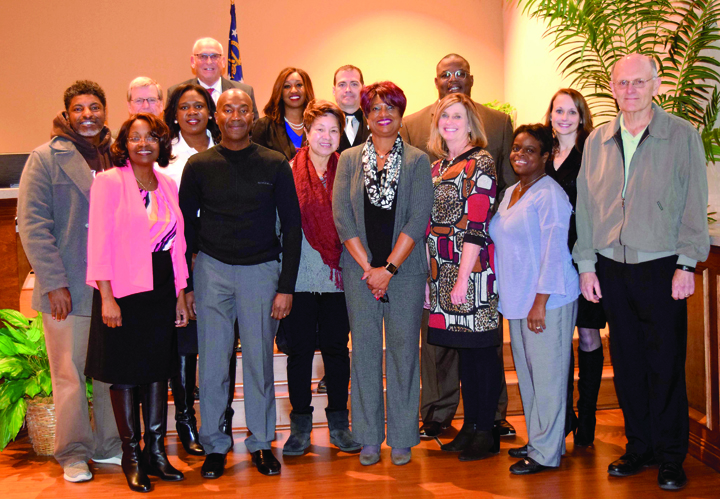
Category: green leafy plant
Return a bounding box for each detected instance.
[0,310,92,451]
[517,0,720,163]
[483,100,518,127]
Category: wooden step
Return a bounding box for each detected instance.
[168,365,618,431]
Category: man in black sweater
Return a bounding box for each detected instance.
[179,89,301,478]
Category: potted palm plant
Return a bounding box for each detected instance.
[0,309,91,453]
[517,0,720,162]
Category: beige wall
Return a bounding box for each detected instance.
[502,2,569,127]
[0,0,506,153]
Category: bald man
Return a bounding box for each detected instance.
[179,89,301,478]
[167,37,258,119]
[574,53,709,490]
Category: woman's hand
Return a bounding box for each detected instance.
[424,282,431,309]
[271,293,293,320]
[450,278,469,305]
[102,296,122,328]
[176,291,189,327]
[526,293,550,334]
[363,267,392,296]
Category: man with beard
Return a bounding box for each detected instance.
[179,89,301,478]
[17,80,121,483]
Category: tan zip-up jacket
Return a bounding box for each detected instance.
[573,104,709,273]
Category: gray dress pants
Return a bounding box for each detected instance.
[195,252,280,454]
[344,268,426,448]
[509,300,577,467]
[44,314,120,466]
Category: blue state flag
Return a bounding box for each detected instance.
[228,1,243,82]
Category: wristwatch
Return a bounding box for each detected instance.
[385,262,399,275]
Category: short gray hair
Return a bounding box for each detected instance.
[126,76,163,102]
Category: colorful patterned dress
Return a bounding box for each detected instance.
[426,147,500,348]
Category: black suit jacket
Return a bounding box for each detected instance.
[338,113,370,153]
[251,116,303,161]
[166,77,259,121]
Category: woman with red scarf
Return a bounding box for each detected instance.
[281,99,360,456]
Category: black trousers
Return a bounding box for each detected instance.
[596,255,689,463]
[284,292,351,414]
[458,346,502,431]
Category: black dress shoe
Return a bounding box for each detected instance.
[607,451,656,477]
[251,449,281,476]
[419,421,443,438]
[508,445,528,458]
[201,453,226,479]
[658,462,687,490]
[495,419,516,437]
[510,457,552,475]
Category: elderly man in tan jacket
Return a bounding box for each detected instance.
[574,53,709,491]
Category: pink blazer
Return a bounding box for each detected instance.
[87,164,189,298]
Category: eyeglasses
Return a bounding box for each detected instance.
[128,135,159,144]
[194,53,222,62]
[131,98,159,106]
[614,77,658,89]
[438,70,469,81]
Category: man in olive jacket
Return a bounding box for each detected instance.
[17,80,120,483]
[574,54,709,491]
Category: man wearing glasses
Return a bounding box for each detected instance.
[574,53,709,491]
[168,37,258,120]
[126,77,164,117]
[401,53,516,441]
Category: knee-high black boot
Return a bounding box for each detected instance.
[565,348,579,437]
[221,322,239,438]
[110,386,151,493]
[171,355,204,455]
[220,351,236,437]
[141,381,185,481]
[575,346,604,446]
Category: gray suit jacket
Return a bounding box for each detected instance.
[167,76,259,121]
[400,100,516,196]
[17,137,95,315]
[332,142,434,276]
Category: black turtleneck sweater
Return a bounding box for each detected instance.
[179,143,302,293]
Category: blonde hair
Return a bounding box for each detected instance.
[427,93,487,159]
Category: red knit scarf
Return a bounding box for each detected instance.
[292,146,343,289]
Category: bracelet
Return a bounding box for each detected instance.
[676,264,695,272]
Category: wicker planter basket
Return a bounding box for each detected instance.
[25,397,94,456]
[25,397,56,456]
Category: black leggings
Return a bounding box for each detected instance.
[458,346,502,431]
[284,292,351,414]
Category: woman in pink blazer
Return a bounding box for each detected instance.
[85,113,189,493]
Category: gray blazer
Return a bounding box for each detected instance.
[167,77,259,121]
[17,137,95,316]
[332,141,434,276]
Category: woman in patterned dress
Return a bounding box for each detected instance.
[85,113,189,492]
[425,93,501,461]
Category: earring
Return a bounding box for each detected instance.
[367,125,370,130]
[174,119,178,124]
[400,123,403,128]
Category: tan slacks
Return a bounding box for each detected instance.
[43,314,120,466]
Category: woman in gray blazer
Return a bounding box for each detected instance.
[332,81,433,466]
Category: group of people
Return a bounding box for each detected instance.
[16,34,709,495]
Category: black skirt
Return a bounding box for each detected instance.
[85,251,178,385]
[576,293,607,330]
